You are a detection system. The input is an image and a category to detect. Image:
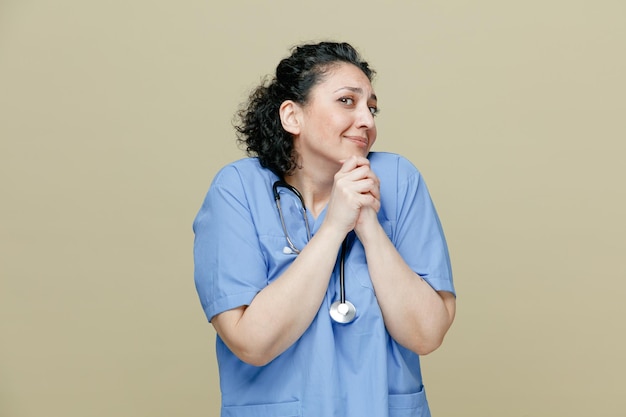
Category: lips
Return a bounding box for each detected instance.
[345,136,369,147]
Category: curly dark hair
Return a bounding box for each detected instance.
[234,41,375,177]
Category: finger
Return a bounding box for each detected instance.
[338,164,374,183]
[351,177,379,197]
[335,167,380,203]
[353,167,380,199]
[358,193,381,213]
[353,156,371,167]
[338,156,359,173]
[338,155,371,173]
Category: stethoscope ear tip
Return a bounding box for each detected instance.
[283,246,295,254]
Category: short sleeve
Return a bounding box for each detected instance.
[193,166,268,322]
[393,158,455,295]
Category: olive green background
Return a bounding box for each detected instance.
[1,1,625,416]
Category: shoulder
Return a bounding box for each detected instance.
[368,152,422,184]
[211,157,276,188]
[195,158,276,225]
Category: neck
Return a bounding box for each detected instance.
[284,166,335,218]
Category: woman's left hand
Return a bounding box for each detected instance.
[340,156,381,239]
[326,156,381,235]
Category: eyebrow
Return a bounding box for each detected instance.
[334,86,378,102]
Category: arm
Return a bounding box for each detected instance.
[208,159,375,366]
[211,223,345,366]
[352,157,456,355]
[356,212,456,355]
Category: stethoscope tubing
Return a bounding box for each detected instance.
[339,239,347,304]
[273,180,356,324]
[273,180,311,254]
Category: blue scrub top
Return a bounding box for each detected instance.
[194,152,455,417]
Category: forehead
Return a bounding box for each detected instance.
[313,63,375,96]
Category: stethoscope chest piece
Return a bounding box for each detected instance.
[329,300,356,324]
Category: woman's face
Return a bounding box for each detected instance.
[293,62,378,172]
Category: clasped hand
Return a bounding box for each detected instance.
[325,156,381,239]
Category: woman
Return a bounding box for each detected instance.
[193,41,456,417]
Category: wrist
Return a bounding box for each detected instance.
[355,220,385,247]
[316,221,350,246]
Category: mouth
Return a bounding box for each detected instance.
[345,136,369,148]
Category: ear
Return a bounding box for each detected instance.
[279,100,301,136]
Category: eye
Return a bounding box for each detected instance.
[369,106,379,116]
[339,97,355,106]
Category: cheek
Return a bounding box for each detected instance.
[334,115,355,132]
[368,127,378,147]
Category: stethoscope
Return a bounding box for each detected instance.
[273,180,357,324]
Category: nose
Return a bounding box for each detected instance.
[356,103,376,129]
